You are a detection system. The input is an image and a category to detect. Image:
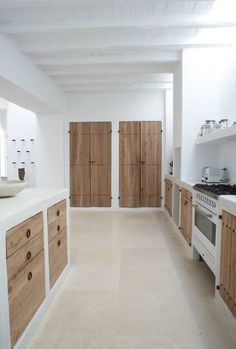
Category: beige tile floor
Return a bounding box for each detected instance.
[27,212,236,349]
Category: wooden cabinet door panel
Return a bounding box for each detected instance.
[90,122,111,207]
[70,123,91,207]
[220,211,232,305]
[229,215,236,317]
[165,180,172,215]
[119,122,141,207]
[181,189,192,245]
[140,121,162,207]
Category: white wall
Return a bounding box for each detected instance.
[180,47,236,183]
[164,89,173,174]
[66,90,166,209]
[35,113,66,188]
[181,48,228,181]
[7,103,37,186]
[5,102,66,188]
[0,34,66,115]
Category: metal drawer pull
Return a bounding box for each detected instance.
[57,209,60,217]
[57,225,60,232]
[27,251,32,260]
[57,240,61,247]
[28,272,32,281]
[26,229,31,238]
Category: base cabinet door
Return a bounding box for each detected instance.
[220,210,236,318]
[164,179,172,216]
[49,227,67,288]
[48,200,68,288]
[8,251,45,347]
[180,188,192,245]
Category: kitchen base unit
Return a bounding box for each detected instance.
[0,189,70,349]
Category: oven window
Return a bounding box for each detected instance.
[195,208,216,245]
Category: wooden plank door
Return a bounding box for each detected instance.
[220,211,232,305]
[119,122,141,207]
[70,122,91,207]
[229,214,236,317]
[140,121,162,207]
[90,122,112,207]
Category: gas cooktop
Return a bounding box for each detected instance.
[193,183,236,199]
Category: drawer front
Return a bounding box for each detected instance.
[6,212,43,257]
[48,213,66,242]
[47,200,66,225]
[7,233,44,281]
[49,227,68,288]
[8,250,45,347]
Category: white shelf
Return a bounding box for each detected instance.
[196,126,236,145]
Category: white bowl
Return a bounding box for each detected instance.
[0,180,27,198]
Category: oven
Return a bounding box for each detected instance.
[192,192,218,274]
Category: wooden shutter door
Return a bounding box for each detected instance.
[70,122,91,207]
[119,122,141,207]
[220,211,232,305]
[90,122,112,207]
[140,121,162,207]
[229,215,236,317]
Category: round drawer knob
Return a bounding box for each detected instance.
[57,240,61,247]
[26,229,31,238]
[57,209,60,217]
[57,225,60,232]
[28,272,32,281]
[27,251,32,260]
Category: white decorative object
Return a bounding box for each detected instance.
[0,180,27,197]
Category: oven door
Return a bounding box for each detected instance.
[193,202,217,256]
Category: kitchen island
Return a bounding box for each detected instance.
[0,189,70,349]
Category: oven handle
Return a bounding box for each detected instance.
[192,204,213,219]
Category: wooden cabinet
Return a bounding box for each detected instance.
[119,121,162,207]
[180,187,192,245]
[48,200,68,288]
[6,213,45,348]
[70,122,112,207]
[220,211,236,318]
[164,178,172,216]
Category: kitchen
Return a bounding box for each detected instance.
[1,1,236,349]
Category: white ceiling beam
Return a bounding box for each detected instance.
[21,42,231,55]
[62,82,173,92]
[0,15,235,34]
[52,73,173,84]
[42,63,176,76]
[32,51,180,66]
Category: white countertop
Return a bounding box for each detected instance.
[165,175,197,192]
[219,195,236,216]
[0,188,69,230]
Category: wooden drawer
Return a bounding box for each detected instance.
[181,188,192,200]
[6,212,43,257]
[8,250,45,347]
[48,213,66,242]
[47,200,66,225]
[7,233,44,281]
[49,227,67,288]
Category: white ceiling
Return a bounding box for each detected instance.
[0,0,234,92]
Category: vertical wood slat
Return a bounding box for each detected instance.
[140,121,162,207]
[229,214,236,317]
[119,121,141,207]
[70,122,91,207]
[180,188,192,245]
[220,211,232,305]
[90,122,112,207]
